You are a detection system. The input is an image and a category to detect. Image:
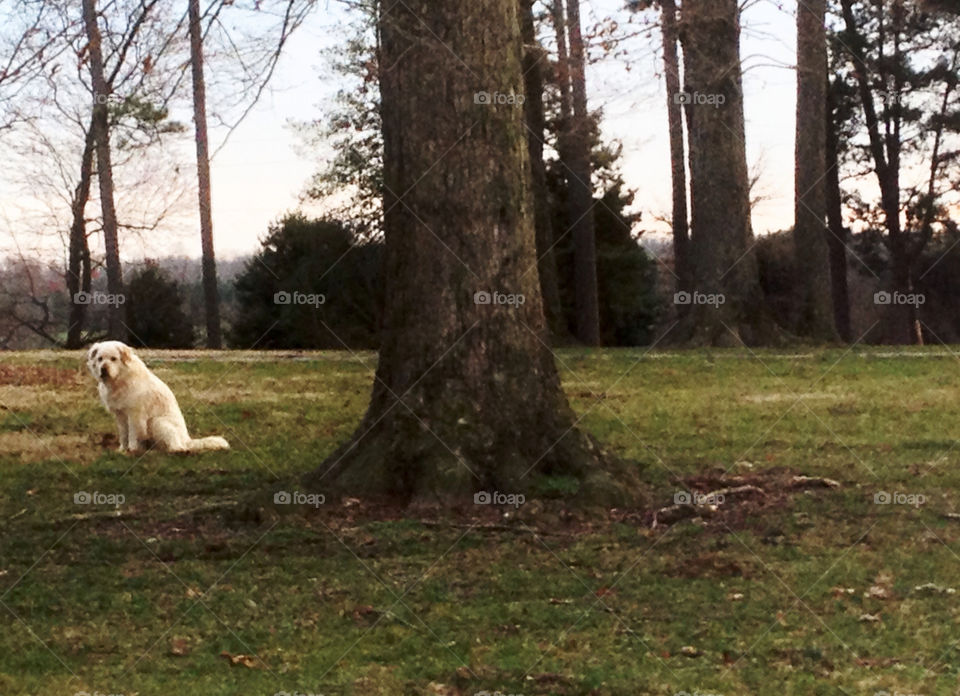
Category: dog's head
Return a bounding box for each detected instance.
[86,341,134,382]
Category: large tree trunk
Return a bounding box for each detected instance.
[189,0,223,348]
[793,0,836,341]
[660,0,690,296]
[564,0,601,346]
[825,74,851,342]
[520,0,565,339]
[678,0,766,345]
[66,121,96,349]
[303,0,632,505]
[82,0,124,340]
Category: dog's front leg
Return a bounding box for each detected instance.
[126,413,147,452]
[115,412,129,452]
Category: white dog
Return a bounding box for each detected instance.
[86,341,229,453]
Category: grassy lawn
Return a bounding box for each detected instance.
[2,347,960,695]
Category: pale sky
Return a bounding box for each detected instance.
[1,0,802,261]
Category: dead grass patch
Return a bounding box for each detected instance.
[742,391,846,404]
[0,364,81,387]
[0,431,95,463]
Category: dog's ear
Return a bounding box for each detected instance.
[118,345,133,364]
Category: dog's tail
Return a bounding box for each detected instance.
[186,435,230,452]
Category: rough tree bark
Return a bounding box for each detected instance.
[520,0,565,338]
[82,0,124,340]
[659,0,690,295]
[825,74,851,342]
[66,121,95,349]
[678,0,767,345]
[303,0,634,504]
[564,0,601,346]
[793,0,837,341]
[189,0,223,348]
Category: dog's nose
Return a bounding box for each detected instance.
[100,366,109,379]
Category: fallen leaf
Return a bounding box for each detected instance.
[169,637,190,656]
[351,604,380,625]
[219,651,265,669]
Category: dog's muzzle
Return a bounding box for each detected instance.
[100,366,109,380]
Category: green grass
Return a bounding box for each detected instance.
[2,347,960,694]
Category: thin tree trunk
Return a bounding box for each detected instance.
[565,0,600,345]
[552,0,572,129]
[189,0,222,348]
[679,0,767,345]
[66,120,96,349]
[660,0,690,294]
[825,75,851,342]
[82,0,124,340]
[793,0,836,341]
[520,0,565,338]
[839,0,913,344]
[304,0,634,505]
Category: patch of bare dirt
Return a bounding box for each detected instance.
[649,466,841,531]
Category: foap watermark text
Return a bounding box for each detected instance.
[474,91,525,106]
[474,491,525,508]
[874,491,926,507]
[674,91,726,108]
[74,291,125,307]
[474,290,525,307]
[274,490,326,508]
[674,291,725,307]
[674,491,725,506]
[274,291,325,308]
[874,291,924,307]
[74,491,125,506]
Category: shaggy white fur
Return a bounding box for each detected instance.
[86,341,229,453]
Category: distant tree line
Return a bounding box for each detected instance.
[1,0,958,350]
